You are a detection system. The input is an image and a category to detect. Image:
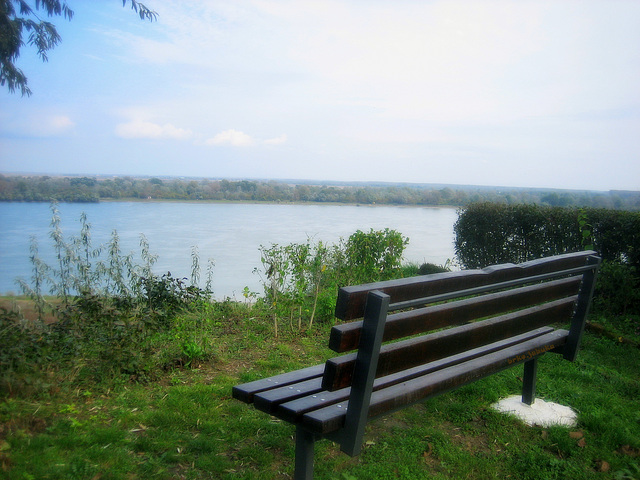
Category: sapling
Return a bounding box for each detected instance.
[49,202,74,305]
[16,236,49,323]
[190,245,200,286]
[205,258,215,295]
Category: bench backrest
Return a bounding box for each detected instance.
[326,250,599,388]
[325,251,600,455]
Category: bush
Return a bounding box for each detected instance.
[139,272,208,329]
[453,202,640,320]
[0,307,50,395]
[593,261,640,317]
[344,228,409,284]
[5,205,215,387]
[418,262,451,275]
[257,229,409,331]
[454,203,640,269]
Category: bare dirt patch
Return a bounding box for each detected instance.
[0,297,59,324]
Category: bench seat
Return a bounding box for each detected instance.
[234,326,568,435]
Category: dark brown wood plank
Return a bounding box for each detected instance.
[254,377,323,414]
[275,327,556,423]
[232,364,324,403]
[303,330,569,435]
[335,250,595,321]
[323,296,576,391]
[329,276,581,352]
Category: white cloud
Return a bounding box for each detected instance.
[253,0,640,126]
[49,116,76,131]
[115,120,193,140]
[205,129,254,147]
[0,113,76,137]
[264,134,287,145]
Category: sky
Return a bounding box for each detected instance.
[1,0,639,191]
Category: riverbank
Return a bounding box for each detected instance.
[1,194,463,210]
[96,196,463,209]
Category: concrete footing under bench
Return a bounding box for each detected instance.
[491,395,578,427]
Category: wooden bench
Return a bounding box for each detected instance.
[232,251,600,479]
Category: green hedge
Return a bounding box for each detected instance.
[454,203,640,269]
[453,203,640,320]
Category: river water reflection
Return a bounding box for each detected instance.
[0,202,459,298]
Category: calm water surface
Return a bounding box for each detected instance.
[0,202,458,298]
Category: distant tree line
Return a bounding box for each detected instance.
[0,174,638,210]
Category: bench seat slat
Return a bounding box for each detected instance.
[303,329,569,435]
[254,377,324,414]
[275,326,556,424]
[324,296,577,391]
[232,364,324,404]
[329,276,581,352]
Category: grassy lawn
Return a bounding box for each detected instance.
[1,311,639,480]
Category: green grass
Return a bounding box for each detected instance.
[1,313,639,480]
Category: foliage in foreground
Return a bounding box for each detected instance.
[2,203,218,392]
[1,207,418,394]
[0,312,638,480]
[1,1,156,97]
[454,203,640,268]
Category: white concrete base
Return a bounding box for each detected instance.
[491,395,578,427]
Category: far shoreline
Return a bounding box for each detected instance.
[1,197,463,210]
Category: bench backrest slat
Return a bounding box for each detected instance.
[323,296,577,391]
[335,251,596,322]
[329,276,582,353]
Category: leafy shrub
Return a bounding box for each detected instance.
[139,272,208,329]
[344,228,409,284]
[258,240,335,335]
[453,202,640,320]
[0,307,49,395]
[418,262,451,275]
[454,203,640,269]
[7,205,215,385]
[48,273,212,381]
[593,261,640,317]
[257,229,409,332]
[54,293,147,380]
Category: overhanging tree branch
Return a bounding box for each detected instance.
[125,0,157,22]
[0,0,156,97]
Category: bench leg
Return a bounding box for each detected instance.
[294,426,316,480]
[522,358,538,405]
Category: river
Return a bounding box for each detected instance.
[0,202,459,299]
